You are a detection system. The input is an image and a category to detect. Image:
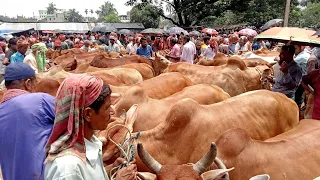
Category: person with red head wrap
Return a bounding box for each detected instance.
[44,75,137,180]
[10,40,29,63]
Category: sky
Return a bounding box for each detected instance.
[1,0,132,18]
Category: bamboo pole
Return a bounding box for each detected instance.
[283,0,291,27]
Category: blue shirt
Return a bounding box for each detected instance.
[0,93,55,180]
[294,50,310,76]
[136,45,152,58]
[10,52,25,63]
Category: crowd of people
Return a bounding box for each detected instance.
[0,28,320,180]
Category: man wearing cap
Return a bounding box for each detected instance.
[0,63,55,180]
[107,36,120,53]
[10,39,29,63]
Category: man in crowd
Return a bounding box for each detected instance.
[180,35,196,64]
[302,69,320,120]
[44,75,137,180]
[107,36,120,53]
[2,38,18,65]
[136,37,153,58]
[165,38,181,62]
[126,36,136,55]
[81,40,93,52]
[10,39,29,63]
[24,43,48,73]
[271,45,302,99]
[0,63,55,180]
[294,45,310,108]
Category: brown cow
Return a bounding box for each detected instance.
[137,143,270,180]
[35,79,60,96]
[74,63,154,80]
[100,90,299,172]
[90,54,152,68]
[110,72,192,99]
[114,84,230,131]
[165,59,272,96]
[38,66,143,85]
[87,68,143,85]
[53,49,101,65]
[198,56,271,67]
[216,119,320,180]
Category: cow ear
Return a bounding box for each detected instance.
[200,168,234,180]
[125,104,138,130]
[137,172,157,180]
[249,174,270,180]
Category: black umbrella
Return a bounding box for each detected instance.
[141,28,165,35]
[92,25,104,32]
[118,29,133,35]
[99,25,117,33]
[167,27,187,35]
[261,19,283,31]
[189,30,201,37]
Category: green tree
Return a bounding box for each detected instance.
[67,9,85,22]
[104,13,121,23]
[126,0,251,27]
[96,2,118,21]
[47,2,57,14]
[90,9,94,17]
[130,3,161,28]
[85,9,88,22]
[300,3,320,27]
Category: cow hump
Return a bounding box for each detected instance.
[226,57,247,70]
[216,128,252,158]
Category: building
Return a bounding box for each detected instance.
[97,23,144,33]
[119,11,131,23]
[39,10,48,20]
[38,9,69,22]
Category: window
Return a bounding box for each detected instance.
[49,18,51,21]
[54,18,55,20]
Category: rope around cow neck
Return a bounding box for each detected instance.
[107,124,140,180]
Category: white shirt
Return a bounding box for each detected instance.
[80,46,93,52]
[23,53,38,73]
[107,43,120,53]
[126,42,135,55]
[45,136,108,180]
[181,41,196,64]
[203,46,215,60]
[235,43,248,53]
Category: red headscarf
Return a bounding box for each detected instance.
[16,39,29,50]
[0,42,6,54]
[28,38,38,46]
[45,75,103,163]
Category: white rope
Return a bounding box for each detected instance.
[107,124,140,180]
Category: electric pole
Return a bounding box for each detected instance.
[284,0,291,27]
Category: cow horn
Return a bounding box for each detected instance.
[193,142,217,175]
[214,157,230,180]
[137,143,162,174]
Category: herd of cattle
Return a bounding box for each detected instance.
[1,48,320,180]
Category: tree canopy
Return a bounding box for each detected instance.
[47,2,57,14]
[125,0,306,28]
[104,13,121,23]
[96,2,118,21]
[67,9,85,22]
[130,3,161,28]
